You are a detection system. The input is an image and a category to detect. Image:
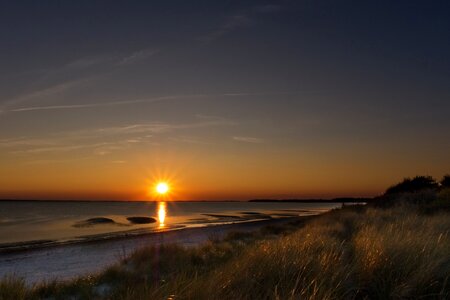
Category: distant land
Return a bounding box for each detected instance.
[0,198,372,203]
[249,197,373,203]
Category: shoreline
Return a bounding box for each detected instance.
[0,213,318,254]
[0,202,335,254]
[0,215,313,285]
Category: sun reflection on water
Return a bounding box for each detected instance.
[158,202,166,228]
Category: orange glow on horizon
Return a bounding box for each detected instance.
[4,149,442,201]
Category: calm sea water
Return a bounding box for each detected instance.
[0,201,340,247]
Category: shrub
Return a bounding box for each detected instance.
[441,175,450,188]
[385,176,438,195]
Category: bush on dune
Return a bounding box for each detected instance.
[441,175,450,188]
[385,176,438,195]
[375,175,450,210]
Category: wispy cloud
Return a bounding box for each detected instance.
[93,146,124,156]
[198,4,283,44]
[0,136,58,148]
[169,136,211,145]
[11,142,114,154]
[118,48,160,65]
[198,14,252,44]
[233,136,264,143]
[0,78,90,111]
[5,92,294,113]
[2,115,236,155]
[111,160,126,164]
[91,116,236,136]
[9,137,153,156]
[64,56,113,69]
[8,97,163,112]
[22,157,92,165]
[0,47,159,112]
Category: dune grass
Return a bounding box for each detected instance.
[1,204,449,300]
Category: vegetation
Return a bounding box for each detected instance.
[375,175,450,210]
[1,177,449,299]
[441,175,450,189]
[385,176,439,195]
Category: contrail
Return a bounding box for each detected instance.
[9,97,171,112]
[7,92,299,113]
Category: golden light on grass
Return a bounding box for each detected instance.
[156,182,169,195]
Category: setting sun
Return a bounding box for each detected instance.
[156,182,169,195]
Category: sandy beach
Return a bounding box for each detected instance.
[0,216,306,285]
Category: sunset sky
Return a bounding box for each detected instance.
[1,1,449,200]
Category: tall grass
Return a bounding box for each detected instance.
[1,205,449,299]
[182,206,449,299]
[0,276,27,300]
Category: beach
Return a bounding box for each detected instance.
[2,199,448,299]
[0,200,340,285]
[0,215,308,285]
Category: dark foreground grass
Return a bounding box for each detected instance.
[1,203,449,300]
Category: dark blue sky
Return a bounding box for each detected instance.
[0,0,449,199]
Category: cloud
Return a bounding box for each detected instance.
[169,136,211,145]
[0,48,159,112]
[198,4,283,44]
[233,136,264,143]
[93,123,179,135]
[94,144,127,156]
[198,14,252,44]
[2,115,236,155]
[92,116,236,136]
[22,157,91,165]
[12,142,114,154]
[0,136,58,148]
[111,160,126,164]
[5,92,294,114]
[0,78,90,111]
[7,95,173,113]
[118,48,160,65]
[64,56,112,69]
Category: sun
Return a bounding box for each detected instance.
[156,182,169,195]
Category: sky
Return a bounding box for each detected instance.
[0,0,449,200]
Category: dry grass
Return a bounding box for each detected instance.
[1,205,449,300]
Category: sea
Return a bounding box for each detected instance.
[0,200,341,251]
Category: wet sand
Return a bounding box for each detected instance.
[0,216,308,285]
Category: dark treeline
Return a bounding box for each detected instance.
[248,198,371,203]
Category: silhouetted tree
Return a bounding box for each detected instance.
[441,175,450,188]
[385,176,438,195]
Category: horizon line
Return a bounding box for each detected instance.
[0,197,372,203]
